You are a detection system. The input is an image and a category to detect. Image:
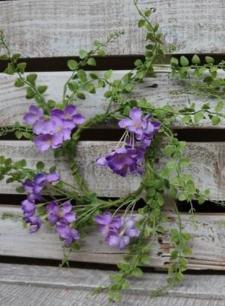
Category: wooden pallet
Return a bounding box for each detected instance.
[1,0,225,305]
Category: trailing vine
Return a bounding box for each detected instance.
[0,1,224,303]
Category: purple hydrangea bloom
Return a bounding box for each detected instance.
[46,201,76,225]
[56,223,80,246]
[95,212,140,250]
[23,104,85,152]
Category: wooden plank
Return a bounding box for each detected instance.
[1,206,225,271]
[0,141,225,200]
[0,69,223,128]
[1,0,225,57]
[1,283,224,306]
[0,264,225,306]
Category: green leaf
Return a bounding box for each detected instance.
[36,161,45,170]
[87,57,96,66]
[191,54,201,65]
[77,70,87,83]
[170,57,179,66]
[4,63,15,75]
[215,100,224,112]
[144,9,151,17]
[104,91,112,98]
[14,78,24,87]
[211,115,221,125]
[79,49,88,59]
[205,56,215,64]
[27,73,37,84]
[97,79,105,88]
[104,70,113,80]
[138,19,145,28]
[134,59,143,67]
[67,59,78,70]
[47,99,56,108]
[76,92,86,99]
[16,62,27,73]
[26,87,36,99]
[90,73,98,80]
[85,83,96,94]
[194,111,204,123]
[38,85,48,94]
[180,56,189,67]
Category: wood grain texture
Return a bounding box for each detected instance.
[0,141,225,200]
[1,283,225,306]
[0,264,225,306]
[1,0,225,57]
[0,69,223,128]
[1,206,225,271]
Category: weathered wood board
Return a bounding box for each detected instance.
[1,0,225,57]
[1,206,225,271]
[1,264,225,306]
[0,68,223,128]
[0,141,224,200]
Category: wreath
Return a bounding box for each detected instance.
[0,0,224,302]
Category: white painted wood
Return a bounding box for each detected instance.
[1,206,225,271]
[0,264,225,305]
[1,0,225,57]
[0,141,225,200]
[0,69,223,128]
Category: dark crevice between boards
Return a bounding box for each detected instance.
[0,54,225,72]
[1,194,225,213]
[2,127,225,141]
[1,256,225,276]
[176,200,225,213]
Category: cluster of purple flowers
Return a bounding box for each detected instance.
[95,212,140,250]
[21,172,60,233]
[24,104,85,152]
[97,107,160,176]
[46,201,79,246]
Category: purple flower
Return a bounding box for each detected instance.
[119,107,160,140]
[95,212,121,238]
[21,199,36,216]
[51,105,85,129]
[24,215,42,233]
[23,105,43,126]
[46,201,76,225]
[95,212,140,250]
[23,172,60,200]
[97,108,160,177]
[21,172,60,233]
[56,223,80,245]
[97,146,144,177]
[24,104,85,152]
